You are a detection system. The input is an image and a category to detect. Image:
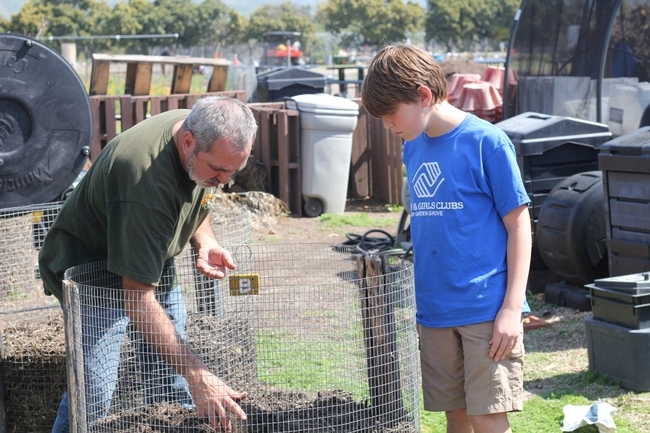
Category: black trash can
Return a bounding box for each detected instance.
[255,67,327,103]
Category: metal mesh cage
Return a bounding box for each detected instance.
[0,201,64,318]
[0,202,253,432]
[63,244,420,433]
[0,202,73,433]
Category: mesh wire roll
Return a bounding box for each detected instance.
[0,202,253,433]
[63,244,420,433]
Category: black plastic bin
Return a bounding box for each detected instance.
[586,272,650,329]
[496,112,612,273]
[496,112,612,223]
[255,67,327,103]
[598,127,650,276]
[585,316,650,392]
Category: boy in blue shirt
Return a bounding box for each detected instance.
[361,44,531,433]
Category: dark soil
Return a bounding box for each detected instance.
[1,311,67,433]
[93,392,416,432]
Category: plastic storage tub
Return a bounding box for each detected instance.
[586,272,650,329]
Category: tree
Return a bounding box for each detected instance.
[8,1,53,37]
[7,0,111,56]
[146,0,201,48]
[246,2,317,46]
[318,0,424,47]
[425,0,518,52]
[196,0,248,47]
[100,0,149,52]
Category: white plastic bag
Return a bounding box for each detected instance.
[561,401,618,433]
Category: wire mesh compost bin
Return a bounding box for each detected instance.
[62,244,420,432]
[0,203,252,433]
[0,201,65,432]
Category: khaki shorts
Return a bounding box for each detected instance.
[419,321,524,416]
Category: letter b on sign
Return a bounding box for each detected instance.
[229,273,260,296]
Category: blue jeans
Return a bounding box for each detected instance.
[52,286,193,432]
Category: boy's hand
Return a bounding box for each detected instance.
[489,308,522,361]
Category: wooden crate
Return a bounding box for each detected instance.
[88,91,247,160]
[248,103,302,216]
[352,101,403,206]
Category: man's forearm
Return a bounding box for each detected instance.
[190,216,218,250]
[122,277,209,385]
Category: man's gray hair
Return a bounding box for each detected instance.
[184,96,257,153]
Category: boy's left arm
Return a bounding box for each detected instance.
[490,204,532,361]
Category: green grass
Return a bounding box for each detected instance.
[254,300,649,432]
[317,212,398,229]
[420,381,643,433]
[256,329,369,401]
[507,298,649,433]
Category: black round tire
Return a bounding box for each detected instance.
[303,197,324,217]
[536,171,609,286]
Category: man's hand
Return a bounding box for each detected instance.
[190,371,247,432]
[191,216,236,279]
[195,244,236,279]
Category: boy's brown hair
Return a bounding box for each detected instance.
[361,44,448,118]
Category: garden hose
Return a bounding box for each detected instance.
[335,229,405,255]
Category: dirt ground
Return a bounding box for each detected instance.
[248,197,405,247]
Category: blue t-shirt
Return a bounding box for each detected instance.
[403,114,530,328]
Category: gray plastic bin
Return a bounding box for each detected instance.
[285,94,359,217]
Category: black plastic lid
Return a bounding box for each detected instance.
[0,33,91,209]
[256,67,327,90]
[496,111,612,155]
[592,272,650,293]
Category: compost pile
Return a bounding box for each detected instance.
[213,190,290,230]
[92,391,417,433]
[1,312,417,433]
[1,312,67,433]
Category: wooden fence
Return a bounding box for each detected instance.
[88,93,403,216]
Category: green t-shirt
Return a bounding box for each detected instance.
[39,110,210,301]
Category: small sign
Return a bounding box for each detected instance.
[229,273,260,296]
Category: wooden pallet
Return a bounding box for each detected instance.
[89,53,230,96]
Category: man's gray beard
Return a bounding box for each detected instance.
[186,151,215,189]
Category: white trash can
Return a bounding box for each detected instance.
[286,94,359,217]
